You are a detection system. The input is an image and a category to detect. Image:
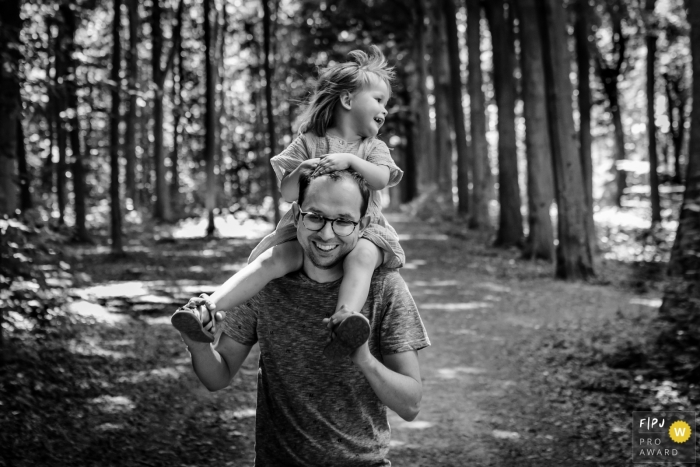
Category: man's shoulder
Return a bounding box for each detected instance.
[371,268,408,294]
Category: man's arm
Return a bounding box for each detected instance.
[351,345,422,421]
[183,332,253,392]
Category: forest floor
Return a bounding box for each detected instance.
[2,207,699,466]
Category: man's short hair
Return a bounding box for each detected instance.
[297,169,371,218]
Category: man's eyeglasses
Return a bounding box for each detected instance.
[298,210,360,237]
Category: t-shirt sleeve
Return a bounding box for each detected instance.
[270,134,311,184]
[377,271,430,355]
[366,139,403,188]
[220,300,259,346]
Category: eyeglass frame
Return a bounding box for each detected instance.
[297,209,361,237]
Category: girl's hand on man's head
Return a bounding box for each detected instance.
[313,153,354,175]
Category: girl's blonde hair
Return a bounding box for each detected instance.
[297,45,394,136]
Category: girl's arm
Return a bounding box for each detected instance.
[280,159,320,202]
[315,153,390,191]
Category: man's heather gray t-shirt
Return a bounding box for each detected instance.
[221,268,430,467]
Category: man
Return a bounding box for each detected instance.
[176,169,430,466]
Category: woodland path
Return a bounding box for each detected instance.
[13,213,659,466]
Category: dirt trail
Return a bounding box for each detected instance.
[59,213,657,466]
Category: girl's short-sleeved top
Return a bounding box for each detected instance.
[248,132,405,269]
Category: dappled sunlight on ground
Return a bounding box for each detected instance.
[117,366,189,384]
[90,395,136,414]
[419,302,493,312]
[435,367,487,379]
[169,214,272,239]
[68,300,128,325]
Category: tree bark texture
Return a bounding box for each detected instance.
[430,1,453,195]
[592,6,627,207]
[485,0,523,247]
[574,0,596,252]
[664,71,687,183]
[111,0,124,254]
[515,0,554,261]
[151,0,180,222]
[61,4,90,241]
[646,0,661,224]
[443,0,470,214]
[0,0,21,216]
[413,0,435,189]
[466,0,491,230]
[204,0,217,235]
[125,0,139,205]
[539,0,595,280]
[657,0,700,374]
[17,119,31,211]
[262,0,281,225]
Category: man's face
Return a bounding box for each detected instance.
[294,176,368,277]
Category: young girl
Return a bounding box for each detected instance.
[172,46,405,359]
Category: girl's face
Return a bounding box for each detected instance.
[346,76,389,138]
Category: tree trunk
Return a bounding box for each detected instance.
[204,0,217,235]
[170,0,184,217]
[657,0,700,375]
[466,0,491,230]
[151,0,174,222]
[485,0,524,247]
[443,0,470,215]
[592,11,627,207]
[0,0,21,217]
[54,9,70,225]
[17,119,31,211]
[414,0,435,189]
[125,0,139,206]
[646,0,661,224]
[539,0,595,280]
[399,77,419,202]
[574,0,596,252]
[515,0,554,261]
[111,0,124,254]
[62,4,90,242]
[262,0,281,225]
[430,1,453,195]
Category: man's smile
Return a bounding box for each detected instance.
[312,241,339,252]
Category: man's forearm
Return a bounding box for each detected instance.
[188,342,232,392]
[353,348,422,421]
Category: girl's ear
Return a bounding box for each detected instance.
[339,91,353,111]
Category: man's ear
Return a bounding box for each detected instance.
[292,202,300,227]
[339,91,353,111]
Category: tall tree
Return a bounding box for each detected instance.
[430,0,453,195]
[592,0,628,207]
[514,0,555,260]
[150,0,182,222]
[262,0,280,224]
[170,0,185,215]
[0,0,21,216]
[574,0,596,251]
[413,0,435,189]
[664,69,687,183]
[657,0,700,376]
[646,0,661,224]
[58,4,90,242]
[17,118,31,211]
[125,0,139,205]
[485,0,523,247]
[443,0,470,214]
[204,0,217,235]
[466,0,491,230]
[110,0,123,254]
[540,0,594,280]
